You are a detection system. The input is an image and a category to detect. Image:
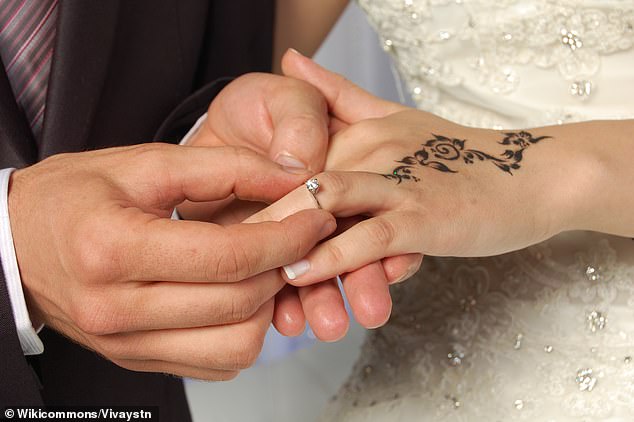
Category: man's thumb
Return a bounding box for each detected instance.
[281,49,405,124]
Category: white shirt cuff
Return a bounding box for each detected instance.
[0,168,44,355]
[171,113,208,221]
[180,113,207,146]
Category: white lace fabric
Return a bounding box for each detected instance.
[358,0,634,129]
[323,1,634,420]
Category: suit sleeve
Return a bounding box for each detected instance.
[0,272,43,407]
[153,77,233,142]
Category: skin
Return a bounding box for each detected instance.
[266,50,634,291]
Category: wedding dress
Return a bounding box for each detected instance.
[322,1,634,420]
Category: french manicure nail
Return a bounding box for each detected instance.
[390,264,419,285]
[283,260,310,280]
[275,153,308,174]
[288,47,303,56]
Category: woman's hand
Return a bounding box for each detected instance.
[280,112,575,286]
[269,49,607,287]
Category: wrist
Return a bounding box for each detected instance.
[533,121,613,235]
[563,120,634,237]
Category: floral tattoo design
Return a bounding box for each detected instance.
[384,131,551,183]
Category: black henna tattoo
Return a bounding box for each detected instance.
[383,131,551,183]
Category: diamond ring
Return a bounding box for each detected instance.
[305,178,322,208]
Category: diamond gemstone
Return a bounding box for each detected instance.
[306,178,320,195]
[585,265,600,281]
[561,29,583,50]
[447,349,465,367]
[576,368,597,392]
[513,333,524,350]
[587,310,607,332]
[570,80,593,99]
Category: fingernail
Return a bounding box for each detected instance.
[283,260,310,280]
[288,48,303,56]
[275,153,308,174]
[390,264,419,285]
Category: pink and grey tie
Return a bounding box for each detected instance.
[0,0,58,141]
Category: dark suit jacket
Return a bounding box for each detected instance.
[0,1,275,418]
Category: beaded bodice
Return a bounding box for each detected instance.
[358,0,634,128]
[323,1,634,420]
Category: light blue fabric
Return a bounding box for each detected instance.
[257,278,344,364]
[257,327,317,364]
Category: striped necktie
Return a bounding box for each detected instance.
[0,0,58,141]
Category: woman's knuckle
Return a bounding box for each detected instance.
[324,242,346,265]
[366,218,396,248]
[320,172,348,198]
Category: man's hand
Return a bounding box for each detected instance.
[178,72,329,222]
[8,143,335,380]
